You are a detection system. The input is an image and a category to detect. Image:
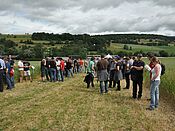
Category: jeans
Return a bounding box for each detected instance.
[57,69,61,81]
[11,76,15,87]
[68,68,73,77]
[50,68,56,82]
[45,67,50,81]
[150,80,160,109]
[100,81,108,94]
[6,74,14,89]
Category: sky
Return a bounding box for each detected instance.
[0,0,175,36]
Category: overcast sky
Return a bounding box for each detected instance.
[0,0,175,35]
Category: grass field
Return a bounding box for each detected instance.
[0,34,31,42]
[0,59,175,130]
[108,43,175,55]
[0,73,175,130]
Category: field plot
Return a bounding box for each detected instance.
[0,72,175,130]
[108,43,175,55]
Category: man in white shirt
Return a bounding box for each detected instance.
[18,59,24,83]
[56,58,61,81]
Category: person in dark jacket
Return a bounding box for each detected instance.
[131,54,145,99]
[84,72,94,88]
[97,55,109,94]
[113,56,123,91]
[49,57,57,82]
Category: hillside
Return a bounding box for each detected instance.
[0,33,175,58]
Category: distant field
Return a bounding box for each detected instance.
[108,43,175,55]
[0,34,31,42]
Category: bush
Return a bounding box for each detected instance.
[159,50,169,57]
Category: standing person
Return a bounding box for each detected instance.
[41,59,46,82]
[8,55,15,87]
[108,58,116,88]
[147,57,162,110]
[73,59,78,74]
[121,57,126,79]
[49,57,57,82]
[147,54,155,100]
[45,57,50,81]
[79,58,84,73]
[0,56,6,92]
[67,57,73,77]
[87,57,95,88]
[60,58,65,82]
[131,54,145,99]
[18,59,24,83]
[84,59,88,73]
[5,58,14,90]
[23,60,32,82]
[124,57,132,89]
[113,56,123,91]
[56,58,61,81]
[97,55,109,94]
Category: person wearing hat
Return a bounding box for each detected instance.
[130,54,145,99]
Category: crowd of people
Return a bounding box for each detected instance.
[40,57,85,82]
[0,54,162,111]
[0,55,35,92]
[84,54,162,111]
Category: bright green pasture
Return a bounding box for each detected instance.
[108,43,175,55]
[159,58,175,95]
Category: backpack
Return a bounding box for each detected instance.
[160,63,165,76]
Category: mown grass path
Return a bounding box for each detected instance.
[0,74,175,131]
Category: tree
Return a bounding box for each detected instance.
[159,50,169,57]
[123,45,129,50]
[33,43,45,58]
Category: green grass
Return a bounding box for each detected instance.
[0,58,175,130]
[158,58,175,95]
[0,34,31,42]
[0,73,175,130]
[108,43,175,55]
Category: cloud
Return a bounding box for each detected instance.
[0,0,175,35]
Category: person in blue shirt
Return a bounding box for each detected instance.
[5,58,14,90]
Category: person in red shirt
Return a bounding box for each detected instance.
[79,58,84,72]
[60,58,65,82]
